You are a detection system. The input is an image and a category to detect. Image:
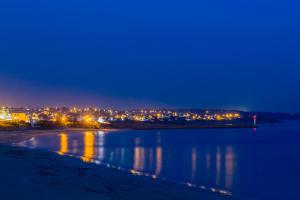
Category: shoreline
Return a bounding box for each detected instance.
[113,125,257,130]
[0,144,238,200]
[0,123,257,133]
[0,129,240,200]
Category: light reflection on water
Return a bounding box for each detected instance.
[58,133,68,155]
[82,131,95,162]
[20,124,300,200]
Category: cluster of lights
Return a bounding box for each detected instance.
[0,107,30,122]
[0,106,242,126]
[0,107,11,121]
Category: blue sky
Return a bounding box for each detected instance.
[0,0,300,111]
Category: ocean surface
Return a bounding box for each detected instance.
[20,122,300,200]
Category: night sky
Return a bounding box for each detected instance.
[0,0,300,111]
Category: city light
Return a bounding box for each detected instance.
[0,105,249,129]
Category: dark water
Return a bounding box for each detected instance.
[20,122,300,200]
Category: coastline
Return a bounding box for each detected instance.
[0,130,239,200]
[0,122,256,134]
[0,124,257,144]
[104,121,256,130]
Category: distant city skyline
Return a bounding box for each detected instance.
[1,0,300,112]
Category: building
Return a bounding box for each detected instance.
[0,107,12,121]
[11,112,30,123]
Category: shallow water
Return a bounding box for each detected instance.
[20,122,300,200]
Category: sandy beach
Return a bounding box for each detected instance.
[0,130,239,200]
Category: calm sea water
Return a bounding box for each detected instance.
[20,122,300,200]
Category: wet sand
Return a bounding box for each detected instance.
[0,130,239,200]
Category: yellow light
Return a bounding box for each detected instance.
[11,113,29,122]
[82,132,95,162]
[83,115,93,123]
[58,133,68,155]
[234,113,240,118]
[216,115,223,120]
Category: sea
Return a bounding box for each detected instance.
[20,121,300,200]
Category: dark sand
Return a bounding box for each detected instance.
[0,130,239,200]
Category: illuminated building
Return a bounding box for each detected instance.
[11,113,30,122]
[0,107,12,121]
